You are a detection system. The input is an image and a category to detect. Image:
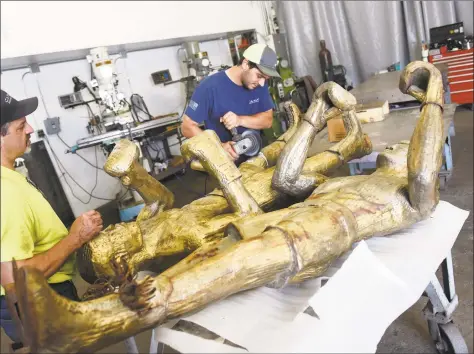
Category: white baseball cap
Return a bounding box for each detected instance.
[242,44,281,78]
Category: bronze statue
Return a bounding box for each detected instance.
[13,61,443,354]
[77,82,371,284]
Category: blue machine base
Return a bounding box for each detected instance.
[119,203,146,222]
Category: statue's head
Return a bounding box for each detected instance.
[376,140,410,172]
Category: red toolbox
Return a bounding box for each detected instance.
[429,48,474,105]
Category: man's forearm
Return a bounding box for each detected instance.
[181,115,204,138]
[1,232,82,286]
[183,124,204,138]
[20,232,82,278]
[238,109,273,130]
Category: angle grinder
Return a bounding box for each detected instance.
[230,127,262,157]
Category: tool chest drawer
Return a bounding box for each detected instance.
[429,48,474,105]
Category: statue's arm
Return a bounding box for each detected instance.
[272,82,369,197]
[399,61,444,217]
[240,101,303,174]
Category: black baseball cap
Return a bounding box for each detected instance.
[1,90,38,126]
[242,44,281,78]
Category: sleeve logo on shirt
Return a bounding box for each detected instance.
[249,98,260,105]
[189,100,199,111]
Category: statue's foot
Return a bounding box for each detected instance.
[14,265,167,353]
[104,139,140,178]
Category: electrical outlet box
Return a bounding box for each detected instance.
[151,70,172,85]
[44,117,61,135]
[37,129,45,138]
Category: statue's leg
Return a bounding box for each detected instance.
[16,201,359,353]
[181,130,262,217]
[193,101,303,177]
[105,139,174,221]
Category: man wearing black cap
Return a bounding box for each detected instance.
[181,43,280,162]
[0,90,103,350]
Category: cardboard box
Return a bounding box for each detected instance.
[327,117,347,142]
[326,100,389,143]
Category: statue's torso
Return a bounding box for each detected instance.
[303,171,423,240]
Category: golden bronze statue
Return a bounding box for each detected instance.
[77,81,371,284]
[13,61,443,354]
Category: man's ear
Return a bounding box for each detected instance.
[241,59,249,71]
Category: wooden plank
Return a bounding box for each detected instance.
[308,104,456,157]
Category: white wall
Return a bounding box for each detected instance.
[1,1,273,216]
[1,1,273,217]
[1,40,233,217]
[1,1,272,59]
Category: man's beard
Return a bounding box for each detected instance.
[242,82,256,90]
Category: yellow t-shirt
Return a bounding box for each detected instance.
[1,166,76,295]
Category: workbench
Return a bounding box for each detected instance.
[348,64,450,106]
[308,104,457,188]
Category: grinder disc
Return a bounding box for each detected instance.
[241,129,262,157]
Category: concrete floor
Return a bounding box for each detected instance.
[1,108,472,353]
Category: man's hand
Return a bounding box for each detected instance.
[221,141,239,161]
[70,210,103,246]
[220,111,241,130]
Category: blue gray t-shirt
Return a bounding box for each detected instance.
[185,71,274,142]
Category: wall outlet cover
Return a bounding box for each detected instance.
[44,117,61,135]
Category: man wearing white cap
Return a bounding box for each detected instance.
[181,43,280,163]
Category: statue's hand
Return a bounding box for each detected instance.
[315,82,356,112]
[303,82,356,130]
[110,254,133,285]
[119,273,173,315]
[119,275,157,312]
[399,61,441,103]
